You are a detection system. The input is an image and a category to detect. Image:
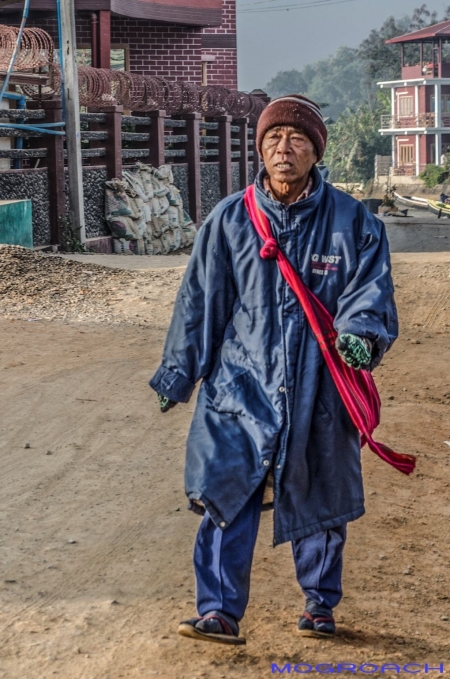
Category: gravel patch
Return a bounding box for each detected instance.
[0,245,184,326]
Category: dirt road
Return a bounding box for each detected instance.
[0,250,449,678]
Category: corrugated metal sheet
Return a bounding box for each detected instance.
[0,199,33,248]
[14,0,223,25]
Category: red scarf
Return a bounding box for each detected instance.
[244,184,415,475]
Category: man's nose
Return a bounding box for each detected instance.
[276,136,292,153]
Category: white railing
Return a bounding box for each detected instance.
[391,163,427,177]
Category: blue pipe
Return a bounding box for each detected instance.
[1,92,26,108]
[55,0,66,121]
[0,0,31,106]
[1,92,26,168]
[0,123,65,128]
[0,124,65,136]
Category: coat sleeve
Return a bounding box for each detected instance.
[149,204,237,402]
[333,211,398,370]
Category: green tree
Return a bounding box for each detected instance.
[265,47,365,120]
[409,4,438,30]
[357,15,409,85]
[323,94,391,184]
[265,70,307,99]
[303,47,365,121]
[264,5,450,181]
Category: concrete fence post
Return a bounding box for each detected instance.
[183,112,202,226]
[101,105,123,180]
[235,116,249,190]
[146,110,166,168]
[217,114,232,198]
[249,122,260,179]
[28,99,65,247]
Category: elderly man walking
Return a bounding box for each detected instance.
[150,94,401,644]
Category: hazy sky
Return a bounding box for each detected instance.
[236,0,450,91]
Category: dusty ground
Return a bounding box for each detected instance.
[0,248,449,678]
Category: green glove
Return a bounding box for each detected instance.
[335,333,372,370]
[157,393,177,413]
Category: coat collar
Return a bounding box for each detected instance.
[254,164,325,224]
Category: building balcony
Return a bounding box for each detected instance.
[381,113,450,129]
[391,163,428,177]
[381,113,437,129]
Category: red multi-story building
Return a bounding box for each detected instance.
[0,0,238,89]
[379,20,450,176]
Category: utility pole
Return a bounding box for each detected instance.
[59,0,86,244]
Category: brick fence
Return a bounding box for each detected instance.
[0,100,261,250]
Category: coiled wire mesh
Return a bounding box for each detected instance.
[0,22,266,121]
[76,69,266,121]
[26,65,266,122]
[0,24,54,71]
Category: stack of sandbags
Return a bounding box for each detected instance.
[105,163,196,255]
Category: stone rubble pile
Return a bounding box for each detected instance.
[105,163,197,255]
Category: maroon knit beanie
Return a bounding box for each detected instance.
[256,94,327,162]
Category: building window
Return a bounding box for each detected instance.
[399,144,414,165]
[398,96,413,116]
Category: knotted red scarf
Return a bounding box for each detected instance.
[244,184,415,475]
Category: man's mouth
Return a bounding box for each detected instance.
[274,163,292,171]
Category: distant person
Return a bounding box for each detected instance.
[150,94,409,644]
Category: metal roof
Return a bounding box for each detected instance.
[0,0,223,25]
[386,20,450,44]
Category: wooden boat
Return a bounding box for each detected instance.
[393,192,428,209]
[427,199,450,217]
[411,196,429,207]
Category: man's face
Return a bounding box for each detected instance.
[261,125,317,185]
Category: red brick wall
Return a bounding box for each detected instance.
[425,84,434,112]
[426,134,435,164]
[202,0,237,88]
[111,19,204,82]
[199,48,237,88]
[419,134,426,169]
[10,14,94,48]
[110,1,237,88]
[10,2,238,89]
[418,84,426,114]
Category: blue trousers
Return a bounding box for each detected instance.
[194,482,346,621]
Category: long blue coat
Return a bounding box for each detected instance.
[150,167,398,545]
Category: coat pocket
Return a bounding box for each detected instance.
[211,367,248,414]
[315,394,333,422]
[210,368,276,426]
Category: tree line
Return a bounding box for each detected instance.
[265,5,450,183]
